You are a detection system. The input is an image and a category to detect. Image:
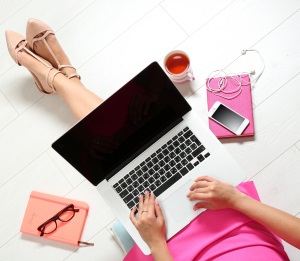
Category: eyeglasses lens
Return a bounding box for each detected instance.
[43,220,57,234]
[59,209,75,222]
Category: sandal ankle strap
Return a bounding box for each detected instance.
[46,68,63,93]
[59,64,81,80]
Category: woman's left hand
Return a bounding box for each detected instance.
[130,191,167,250]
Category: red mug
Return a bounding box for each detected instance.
[164,50,195,84]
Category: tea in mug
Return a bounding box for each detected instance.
[165,53,190,74]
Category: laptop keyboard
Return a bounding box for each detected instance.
[112,126,210,210]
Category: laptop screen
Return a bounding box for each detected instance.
[52,62,191,186]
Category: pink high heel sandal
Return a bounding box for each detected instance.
[26,18,80,80]
[5,30,62,94]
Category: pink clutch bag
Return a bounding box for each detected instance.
[206,74,255,138]
[20,191,89,246]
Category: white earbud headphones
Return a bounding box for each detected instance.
[206,49,265,99]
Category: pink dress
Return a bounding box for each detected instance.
[123,181,290,261]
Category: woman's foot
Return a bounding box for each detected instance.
[26,18,80,81]
[6,30,63,94]
[17,43,62,94]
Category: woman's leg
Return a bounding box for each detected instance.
[18,30,103,120]
[18,49,102,120]
[53,74,103,120]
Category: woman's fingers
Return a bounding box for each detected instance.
[189,180,210,191]
[142,191,150,214]
[130,207,138,226]
[188,192,211,201]
[193,201,215,210]
[187,187,209,197]
[194,176,214,183]
[147,192,155,216]
[138,194,144,216]
[154,199,164,220]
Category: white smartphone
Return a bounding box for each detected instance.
[208,101,249,135]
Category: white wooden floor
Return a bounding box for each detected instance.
[0,0,300,260]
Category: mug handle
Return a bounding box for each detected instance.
[187,72,195,81]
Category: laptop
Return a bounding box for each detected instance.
[52,62,246,254]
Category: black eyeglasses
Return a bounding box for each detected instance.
[37,204,79,237]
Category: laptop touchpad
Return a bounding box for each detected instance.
[163,180,196,223]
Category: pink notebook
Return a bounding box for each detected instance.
[206,74,255,138]
[20,191,89,246]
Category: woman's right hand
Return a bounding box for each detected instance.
[130,192,174,261]
[130,191,167,250]
[186,176,245,211]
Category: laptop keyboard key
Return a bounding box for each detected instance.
[141,166,148,172]
[120,182,127,189]
[183,130,193,138]
[132,189,139,196]
[192,147,205,157]
[169,160,176,167]
[153,165,160,171]
[186,154,193,161]
[195,139,201,146]
[149,184,156,191]
[153,173,182,197]
[137,177,144,183]
[155,180,162,187]
[190,143,197,150]
[174,148,181,154]
[147,161,154,168]
[115,186,122,193]
[164,164,171,171]
[127,185,134,192]
[181,158,188,165]
[173,140,180,147]
[165,171,172,178]
[148,168,155,175]
[170,167,177,174]
[151,152,156,158]
[152,157,159,164]
[124,193,134,203]
[186,163,194,170]
[174,156,181,163]
[204,152,210,158]
[160,176,167,183]
[197,155,205,162]
[180,167,189,176]
[148,176,154,184]
[143,181,150,188]
[176,163,183,170]
[178,136,184,143]
[158,161,165,167]
[162,149,169,156]
[127,200,135,209]
[120,190,129,198]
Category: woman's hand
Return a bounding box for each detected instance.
[187,176,244,211]
[130,191,166,250]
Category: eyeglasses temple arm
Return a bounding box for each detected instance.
[78,240,94,246]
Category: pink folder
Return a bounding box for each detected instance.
[20,191,89,246]
[206,74,255,138]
